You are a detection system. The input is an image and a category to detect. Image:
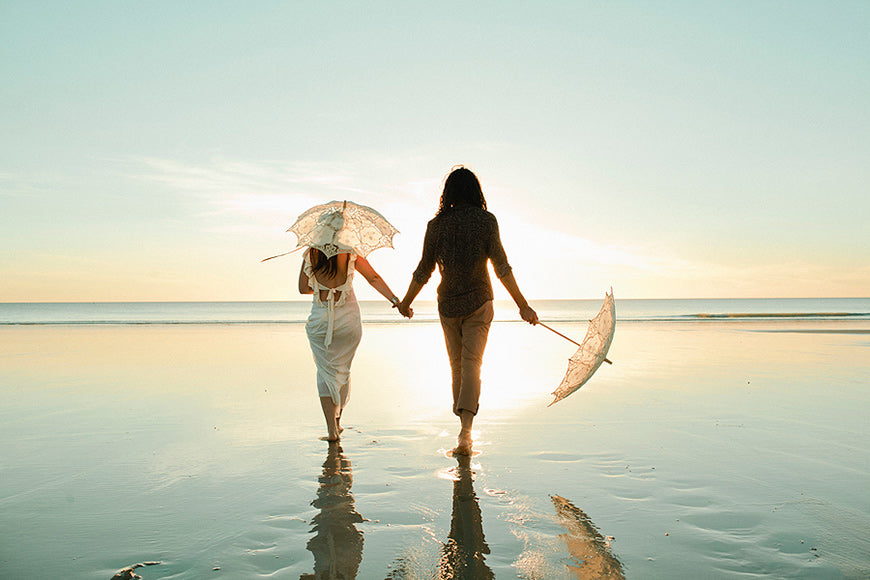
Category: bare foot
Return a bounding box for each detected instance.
[325,419,340,442]
[453,431,473,456]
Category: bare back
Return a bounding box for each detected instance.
[312,253,350,302]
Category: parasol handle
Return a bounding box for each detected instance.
[261,246,305,262]
[538,322,612,365]
[538,322,581,347]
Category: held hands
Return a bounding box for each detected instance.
[392,298,414,319]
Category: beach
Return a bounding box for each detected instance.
[1,306,868,578]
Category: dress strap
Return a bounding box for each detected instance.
[302,253,320,295]
[342,253,357,288]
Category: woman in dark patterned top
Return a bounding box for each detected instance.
[398,167,538,455]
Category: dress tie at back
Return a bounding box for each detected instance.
[303,253,357,347]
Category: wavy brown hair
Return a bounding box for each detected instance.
[436,166,487,216]
[308,248,339,277]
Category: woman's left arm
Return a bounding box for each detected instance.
[355,255,400,305]
[298,261,314,294]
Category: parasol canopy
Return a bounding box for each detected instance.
[551,494,625,578]
[263,200,399,261]
[542,289,615,406]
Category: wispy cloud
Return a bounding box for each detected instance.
[129,156,434,220]
[498,212,692,275]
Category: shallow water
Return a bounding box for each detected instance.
[1,319,868,578]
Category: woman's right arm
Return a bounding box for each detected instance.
[355,255,399,304]
[489,216,536,324]
[499,271,538,325]
[298,261,313,294]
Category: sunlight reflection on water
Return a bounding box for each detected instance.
[1,318,868,578]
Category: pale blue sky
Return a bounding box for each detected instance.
[2,1,868,301]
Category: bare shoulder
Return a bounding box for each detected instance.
[354,254,369,267]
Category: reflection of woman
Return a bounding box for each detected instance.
[300,246,402,441]
[398,167,537,455]
[300,442,364,580]
[439,454,494,579]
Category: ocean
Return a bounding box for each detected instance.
[2,297,869,325]
[2,297,868,578]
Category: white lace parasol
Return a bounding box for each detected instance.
[289,200,398,258]
[544,289,615,406]
[263,200,399,261]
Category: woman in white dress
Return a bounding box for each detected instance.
[299,248,404,441]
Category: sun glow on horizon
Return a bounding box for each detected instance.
[2,3,868,301]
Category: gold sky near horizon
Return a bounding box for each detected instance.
[2,3,868,301]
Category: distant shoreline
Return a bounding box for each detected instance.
[2,298,869,327]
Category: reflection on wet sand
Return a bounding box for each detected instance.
[552,495,625,579]
[438,454,494,580]
[300,442,364,580]
[386,454,493,579]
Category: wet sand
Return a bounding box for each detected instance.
[1,319,868,578]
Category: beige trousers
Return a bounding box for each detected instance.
[440,300,494,416]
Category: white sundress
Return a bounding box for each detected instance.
[304,252,363,407]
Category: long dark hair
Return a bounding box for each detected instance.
[436,166,487,215]
[308,248,339,277]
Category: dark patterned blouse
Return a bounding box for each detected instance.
[412,205,513,318]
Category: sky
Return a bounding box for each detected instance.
[2,1,868,303]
